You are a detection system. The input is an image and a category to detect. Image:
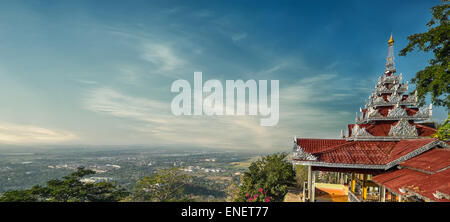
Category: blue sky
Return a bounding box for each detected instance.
[0,0,447,151]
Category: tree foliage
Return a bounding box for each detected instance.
[295,165,308,190]
[0,167,128,202]
[399,0,450,109]
[128,167,192,202]
[236,153,295,202]
[435,114,450,141]
[225,181,240,202]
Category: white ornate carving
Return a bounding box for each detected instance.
[366,106,382,118]
[414,104,432,118]
[403,94,416,103]
[387,92,402,103]
[388,118,418,137]
[378,74,402,85]
[292,144,317,161]
[376,84,389,92]
[375,82,408,95]
[387,104,408,117]
[414,90,418,103]
[401,81,408,91]
[373,96,387,106]
[355,112,362,123]
[351,124,373,137]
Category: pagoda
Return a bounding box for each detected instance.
[350,33,434,141]
[292,34,450,202]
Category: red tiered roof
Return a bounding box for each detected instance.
[296,138,346,154]
[370,168,425,194]
[362,107,419,117]
[400,149,450,173]
[404,169,450,202]
[295,138,439,166]
[347,122,436,137]
[372,149,450,202]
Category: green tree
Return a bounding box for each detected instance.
[399,0,449,109]
[435,114,450,141]
[225,181,240,202]
[0,167,128,202]
[295,165,308,190]
[0,189,38,202]
[128,167,192,202]
[236,153,295,202]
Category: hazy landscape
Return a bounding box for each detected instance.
[0,146,262,201]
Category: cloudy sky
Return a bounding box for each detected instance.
[0,0,447,151]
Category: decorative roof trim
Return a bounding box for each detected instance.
[292,140,449,170]
[346,136,430,141]
[351,124,373,138]
[293,160,386,169]
[356,116,429,124]
[414,104,432,118]
[403,189,434,202]
[378,73,402,85]
[374,82,408,95]
[292,143,317,161]
[387,104,408,117]
[387,92,402,104]
[388,118,418,137]
[434,191,450,200]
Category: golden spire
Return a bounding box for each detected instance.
[385,33,396,73]
[388,33,394,46]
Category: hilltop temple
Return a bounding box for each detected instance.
[292,34,450,202]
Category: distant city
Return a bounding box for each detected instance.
[0,146,261,201]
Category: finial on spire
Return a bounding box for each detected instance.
[385,33,396,73]
[388,33,394,46]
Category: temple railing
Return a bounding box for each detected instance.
[348,191,362,202]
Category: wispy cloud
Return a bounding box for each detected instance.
[0,123,77,144]
[194,9,214,18]
[117,67,140,85]
[84,87,287,150]
[140,43,186,73]
[85,87,168,124]
[277,70,361,139]
[76,79,98,85]
[231,32,247,42]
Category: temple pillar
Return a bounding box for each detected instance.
[362,174,368,200]
[386,192,392,201]
[302,185,305,202]
[311,171,316,202]
[380,185,386,202]
[351,173,356,193]
[307,165,312,202]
